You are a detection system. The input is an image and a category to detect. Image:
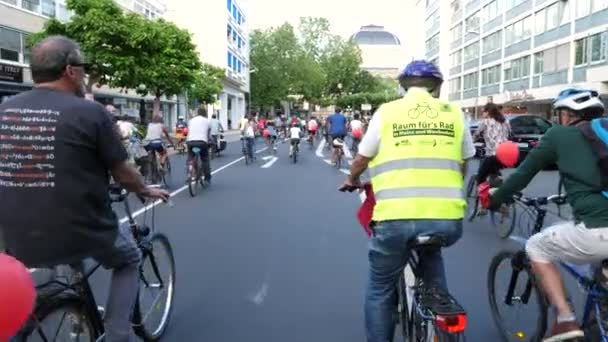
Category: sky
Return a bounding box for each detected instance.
[239,0,417,43]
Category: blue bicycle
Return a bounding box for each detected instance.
[488,192,608,342]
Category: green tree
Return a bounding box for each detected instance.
[132,18,201,117]
[29,0,148,97]
[250,24,301,110]
[321,37,362,97]
[298,17,332,62]
[189,63,225,106]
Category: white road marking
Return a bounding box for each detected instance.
[119,147,268,224]
[323,159,332,165]
[262,155,274,161]
[316,140,325,157]
[261,156,278,168]
[340,168,350,175]
[250,282,269,305]
[343,145,353,159]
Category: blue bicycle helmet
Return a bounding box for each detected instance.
[399,60,444,81]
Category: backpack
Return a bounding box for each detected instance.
[576,118,608,198]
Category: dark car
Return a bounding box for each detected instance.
[468,114,554,163]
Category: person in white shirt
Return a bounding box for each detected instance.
[349,113,364,152]
[187,108,212,183]
[144,115,173,167]
[289,122,302,157]
[209,114,224,152]
[242,117,256,161]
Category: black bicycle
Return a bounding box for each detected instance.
[187,146,207,197]
[340,184,467,341]
[291,140,299,164]
[15,186,176,342]
[396,235,468,342]
[465,173,516,238]
[487,192,608,342]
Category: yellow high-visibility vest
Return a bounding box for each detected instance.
[369,88,466,221]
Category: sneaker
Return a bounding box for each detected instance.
[543,321,584,342]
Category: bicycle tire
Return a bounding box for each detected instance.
[292,147,297,164]
[465,176,478,222]
[488,250,548,342]
[397,275,409,341]
[490,203,517,239]
[18,292,97,342]
[188,161,198,197]
[134,233,176,341]
[162,158,171,188]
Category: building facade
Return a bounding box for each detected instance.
[420,0,608,119]
[165,0,249,130]
[0,0,179,125]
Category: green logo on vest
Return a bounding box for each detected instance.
[408,103,438,119]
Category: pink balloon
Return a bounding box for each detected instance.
[0,253,35,340]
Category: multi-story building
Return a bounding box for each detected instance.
[166,0,249,130]
[419,0,608,119]
[0,0,178,123]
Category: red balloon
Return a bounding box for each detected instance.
[496,141,520,168]
[0,254,35,340]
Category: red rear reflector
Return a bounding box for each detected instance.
[435,314,467,333]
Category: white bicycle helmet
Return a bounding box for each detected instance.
[553,87,605,112]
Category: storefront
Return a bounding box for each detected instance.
[0,63,30,103]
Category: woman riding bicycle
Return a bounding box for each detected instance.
[473,103,511,186]
[143,115,174,168]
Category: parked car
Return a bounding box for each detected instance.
[467,114,554,164]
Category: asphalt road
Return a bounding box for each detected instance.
[38,136,581,341]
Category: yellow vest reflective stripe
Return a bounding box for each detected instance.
[369,88,466,221]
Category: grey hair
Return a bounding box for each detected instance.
[30,35,83,83]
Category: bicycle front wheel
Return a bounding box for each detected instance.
[490,203,517,239]
[19,293,97,342]
[187,164,198,197]
[488,250,547,342]
[465,175,478,222]
[135,233,176,340]
[162,158,172,188]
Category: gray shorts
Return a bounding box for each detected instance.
[526,222,608,264]
[92,225,141,269]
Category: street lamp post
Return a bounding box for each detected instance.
[247,68,257,119]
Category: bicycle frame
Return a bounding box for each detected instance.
[25,195,165,341]
[505,196,608,341]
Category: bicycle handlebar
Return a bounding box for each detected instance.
[339,182,371,193]
[513,192,567,207]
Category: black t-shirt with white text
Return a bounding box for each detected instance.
[0,88,128,267]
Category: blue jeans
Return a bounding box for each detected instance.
[365,219,463,342]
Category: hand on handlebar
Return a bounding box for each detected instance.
[140,186,170,202]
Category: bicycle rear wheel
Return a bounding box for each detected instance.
[187,161,198,197]
[134,233,176,340]
[465,175,478,222]
[488,250,547,342]
[19,293,97,342]
[162,158,171,188]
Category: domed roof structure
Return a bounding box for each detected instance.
[351,25,401,45]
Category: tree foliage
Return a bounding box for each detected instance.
[189,63,225,105]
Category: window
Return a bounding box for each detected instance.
[464,41,479,62]
[451,50,462,66]
[463,72,478,90]
[232,55,237,71]
[505,16,532,45]
[504,0,525,11]
[503,55,530,81]
[232,30,237,43]
[237,36,242,48]
[449,77,462,94]
[534,51,543,74]
[536,1,569,34]
[227,25,232,39]
[232,4,237,19]
[542,43,570,72]
[0,27,21,62]
[21,0,40,12]
[482,31,501,53]
[425,33,440,53]
[482,65,500,85]
[465,11,480,33]
[0,0,17,5]
[578,0,608,18]
[482,0,501,23]
[237,59,242,73]
[575,32,607,65]
[227,0,232,11]
[227,51,233,68]
[451,24,462,42]
[427,10,440,32]
[238,11,242,25]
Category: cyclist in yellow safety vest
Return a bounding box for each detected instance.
[340,60,476,342]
